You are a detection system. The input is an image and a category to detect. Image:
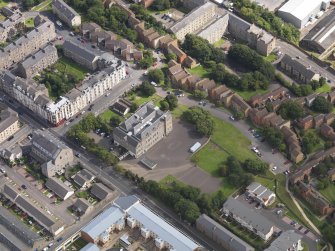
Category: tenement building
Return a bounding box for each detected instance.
[0,61,126,126]
[0,20,56,69]
[0,10,23,42]
[0,104,20,143]
[17,45,58,78]
[52,0,81,27]
[31,129,74,177]
[113,102,173,158]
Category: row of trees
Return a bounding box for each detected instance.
[150,0,183,11]
[228,44,275,81]
[182,34,225,65]
[67,113,119,166]
[124,170,226,223]
[261,126,286,152]
[220,156,268,187]
[182,107,214,136]
[231,0,300,44]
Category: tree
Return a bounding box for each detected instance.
[159,100,170,111]
[138,50,154,69]
[110,116,123,127]
[243,159,268,174]
[166,52,177,62]
[139,81,156,97]
[193,90,207,100]
[278,100,304,120]
[317,178,329,190]
[174,199,200,223]
[262,127,285,149]
[164,94,178,110]
[302,130,320,154]
[311,96,333,113]
[148,69,164,84]
[130,102,139,113]
[182,107,214,136]
[151,0,170,11]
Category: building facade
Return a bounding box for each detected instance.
[17,45,58,79]
[0,10,23,42]
[52,0,81,27]
[113,102,173,158]
[0,20,56,69]
[0,104,20,143]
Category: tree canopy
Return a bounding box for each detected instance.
[182,107,214,136]
[278,100,304,120]
[138,81,156,97]
[311,96,333,114]
[302,130,320,154]
[148,69,164,84]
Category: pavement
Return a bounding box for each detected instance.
[155,87,291,175]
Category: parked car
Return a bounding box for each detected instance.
[21,184,27,189]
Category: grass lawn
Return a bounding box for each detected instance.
[171,103,188,118]
[211,116,256,162]
[264,53,278,63]
[254,174,275,190]
[32,0,52,11]
[315,83,331,93]
[319,183,335,203]
[131,93,162,107]
[213,38,225,47]
[0,14,6,21]
[55,57,87,80]
[24,17,35,28]
[0,0,9,7]
[99,109,123,123]
[192,142,229,176]
[234,88,269,101]
[187,65,210,78]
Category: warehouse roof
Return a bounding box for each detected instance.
[279,0,329,21]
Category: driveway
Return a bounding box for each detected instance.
[156,87,291,174]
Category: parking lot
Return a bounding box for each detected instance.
[123,120,222,193]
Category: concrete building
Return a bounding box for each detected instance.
[169,2,217,41]
[0,10,23,42]
[63,40,99,71]
[222,197,274,240]
[301,10,335,55]
[196,214,254,251]
[0,104,20,143]
[30,129,74,177]
[197,14,229,44]
[265,230,302,251]
[280,54,320,84]
[2,184,65,236]
[17,45,58,78]
[278,0,330,29]
[45,177,75,200]
[52,0,81,27]
[113,102,173,158]
[245,182,276,206]
[0,20,56,69]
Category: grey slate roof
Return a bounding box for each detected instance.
[264,230,302,251]
[20,45,57,70]
[52,0,80,21]
[72,198,92,214]
[90,183,113,200]
[45,177,74,200]
[281,54,318,80]
[73,169,95,187]
[196,214,254,251]
[31,129,69,161]
[223,197,274,236]
[63,40,99,64]
[113,102,171,148]
[114,195,139,211]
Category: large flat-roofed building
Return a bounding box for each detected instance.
[278,0,330,29]
[81,195,202,250]
[113,102,173,158]
[280,54,320,84]
[2,184,65,236]
[0,20,56,69]
[301,10,335,55]
[0,104,20,143]
[17,45,58,78]
[63,40,99,71]
[245,182,276,206]
[52,0,81,27]
[196,214,254,251]
[222,197,274,240]
[31,129,74,177]
[169,2,217,40]
[264,230,302,251]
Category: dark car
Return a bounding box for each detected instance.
[7,136,14,141]
[21,184,27,189]
[56,237,63,242]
